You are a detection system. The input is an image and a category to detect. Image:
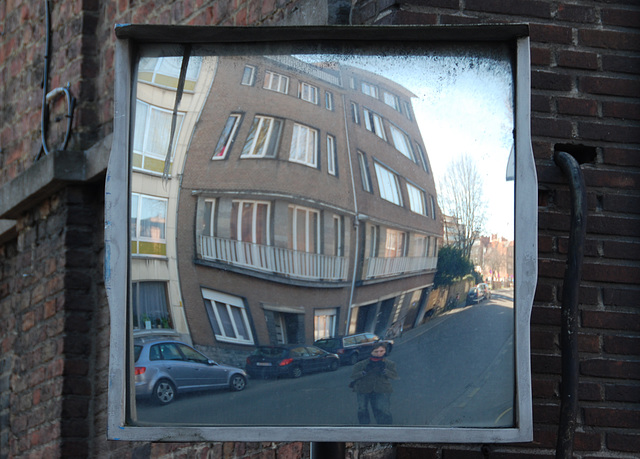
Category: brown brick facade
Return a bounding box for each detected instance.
[1,0,638,458]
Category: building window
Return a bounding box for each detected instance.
[327,135,337,176]
[361,81,378,98]
[325,92,334,110]
[288,205,320,253]
[389,124,414,160]
[299,82,319,104]
[384,229,407,258]
[241,65,256,86]
[212,113,242,159]
[351,102,360,124]
[332,215,343,256]
[231,200,270,244]
[131,193,167,256]
[415,142,429,173]
[200,199,216,237]
[314,308,337,341]
[289,123,318,168]
[374,163,403,206]
[403,100,413,121]
[264,70,289,94]
[407,183,427,216]
[369,225,379,257]
[358,151,372,192]
[132,281,172,330]
[134,100,184,173]
[413,235,429,257]
[138,56,202,91]
[349,76,356,89]
[430,195,437,220]
[202,289,254,345]
[363,108,386,140]
[241,115,283,158]
[383,91,400,110]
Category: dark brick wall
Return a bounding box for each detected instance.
[1,0,638,458]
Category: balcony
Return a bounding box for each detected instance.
[198,235,348,281]
[362,255,437,280]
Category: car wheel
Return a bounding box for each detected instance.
[229,374,247,391]
[329,360,339,371]
[153,379,176,405]
[348,353,359,366]
[290,366,303,378]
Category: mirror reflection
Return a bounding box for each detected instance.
[130,45,515,427]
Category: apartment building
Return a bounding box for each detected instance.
[169,54,442,360]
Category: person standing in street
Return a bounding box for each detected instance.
[350,343,398,424]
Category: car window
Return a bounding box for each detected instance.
[253,347,286,358]
[149,345,162,361]
[306,347,325,356]
[158,343,183,361]
[315,338,338,348]
[134,345,143,362]
[290,347,309,357]
[343,337,355,346]
[177,344,209,364]
[354,335,366,344]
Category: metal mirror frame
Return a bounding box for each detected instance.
[106,24,536,443]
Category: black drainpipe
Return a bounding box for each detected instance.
[553,151,587,459]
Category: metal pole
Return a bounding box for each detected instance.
[553,151,587,459]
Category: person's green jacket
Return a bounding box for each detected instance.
[350,358,398,394]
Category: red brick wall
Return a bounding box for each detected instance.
[1,0,638,458]
[352,0,640,457]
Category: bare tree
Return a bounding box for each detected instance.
[438,154,487,259]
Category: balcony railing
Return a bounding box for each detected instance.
[363,255,437,280]
[198,235,348,281]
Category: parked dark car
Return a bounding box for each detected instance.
[314,332,394,366]
[466,283,491,305]
[134,339,247,405]
[245,345,339,379]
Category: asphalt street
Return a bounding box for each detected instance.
[136,289,515,427]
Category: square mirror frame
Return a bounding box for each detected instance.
[106,24,537,443]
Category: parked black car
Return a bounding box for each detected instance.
[466,283,491,305]
[314,333,394,366]
[245,345,339,379]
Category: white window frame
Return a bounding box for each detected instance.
[264,70,289,93]
[202,289,254,345]
[202,198,216,237]
[358,151,372,192]
[383,91,400,110]
[325,91,334,110]
[131,193,167,245]
[403,100,413,121]
[299,82,319,104]
[212,113,242,159]
[138,56,202,90]
[374,163,403,206]
[289,205,320,254]
[289,123,318,167]
[407,183,427,216]
[314,308,337,341]
[363,108,386,140]
[134,100,184,163]
[241,65,256,85]
[332,215,343,256]
[361,81,378,98]
[389,124,414,160]
[231,200,271,244]
[351,102,360,124]
[241,115,282,158]
[415,142,429,172]
[327,134,337,176]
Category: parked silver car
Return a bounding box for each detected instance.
[134,339,247,405]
